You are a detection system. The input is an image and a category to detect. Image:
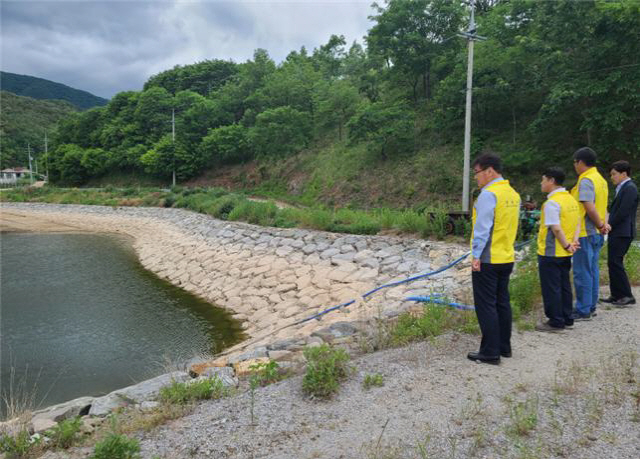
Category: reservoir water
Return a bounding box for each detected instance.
[0,232,244,417]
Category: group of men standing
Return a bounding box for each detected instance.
[467,148,638,365]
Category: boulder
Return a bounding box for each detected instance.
[32,417,57,434]
[89,371,190,416]
[267,350,294,361]
[189,357,228,377]
[228,346,268,364]
[88,393,130,417]
[29,396,94,432]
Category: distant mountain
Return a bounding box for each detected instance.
[0,71,108,110]
[0,91,77,169]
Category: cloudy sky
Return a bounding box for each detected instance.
[1,0,375,99]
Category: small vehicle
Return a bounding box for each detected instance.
[426,195,540,236]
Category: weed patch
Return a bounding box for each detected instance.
[390,304,478,346]
[91,433,140,459]
[506,396,539,437]
[362,373,384,389]
[0,428,40,457]
[158,376,228,405]
[249,360,287,387]
[509,249,541,322]
[302,345,350,399]
[47,416,83,449]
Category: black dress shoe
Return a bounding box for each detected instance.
[467,352,500,365]
[612,297,636,307]
[501,351,512,358]
[599,296,616,304]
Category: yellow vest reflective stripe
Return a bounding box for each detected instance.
[471,179,521,263]
[537,191,580,257]
[570,167,608,238]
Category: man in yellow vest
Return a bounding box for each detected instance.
[571,147,609,321]
[469,153,521,364]
[536,167,581,332]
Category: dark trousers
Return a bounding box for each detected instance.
[608,236,633,299]
[472,263,513,357]
[538,255,573,328]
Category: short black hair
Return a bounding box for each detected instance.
[472,153,502,174]
[573,147,597,167]
[543,167,565,186]
[610,160,631,176]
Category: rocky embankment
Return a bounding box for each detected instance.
[0,203,471,430]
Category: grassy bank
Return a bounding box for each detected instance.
[0,185,470,240]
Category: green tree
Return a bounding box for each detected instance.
[347,101,415,159]
[144,59,238,96]
[246,49,319,116]
[134,87,173,141]
[249,106,312,157]
[54,144,88,185]
[311,34,347,77]
[367,0,464,101]
[313,80,361,140]
[199,124,251,165]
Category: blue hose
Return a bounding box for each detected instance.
[405,296,475,311]
[294,239,533,325]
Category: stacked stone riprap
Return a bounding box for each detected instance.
[1,203,472,360]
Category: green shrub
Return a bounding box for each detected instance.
[423,206,449,239]
[205,195,242,220]
[302,344,350,398]
[158,376,228,405]
[140,192,164,207]
[162,194,176,208]
[301,209,334,232]
[362,373,384,389]
[47,416,82,449]
[121,187,137,197]
[249,360,286,387]
[0,429,37,456]
[332,209,381,235]
[391,304,455,345]
[228,200,278,226]
[273,211,298,228]
[91,433,140,459]
[626,243,640,284]
[509,249,540,321]
[376,208,397,229]
[397,210,427,234]
[454,217,472,238]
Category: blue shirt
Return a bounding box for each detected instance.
[472,177,503,259]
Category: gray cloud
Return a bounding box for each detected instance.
[1,0,374,99]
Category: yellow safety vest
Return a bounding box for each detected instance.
[537,190,580,257]
[570,167,608,238]
[471,179,521,263]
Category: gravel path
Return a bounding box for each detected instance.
[136,287,640,459]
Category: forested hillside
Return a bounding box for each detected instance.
[0,72,108,110]
[0,91,77,169]
[43,0,639,208]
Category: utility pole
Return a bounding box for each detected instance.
[459,0,486,212]
[171,108,176,187]
[44,131,49,180]
[27,143,34,184]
